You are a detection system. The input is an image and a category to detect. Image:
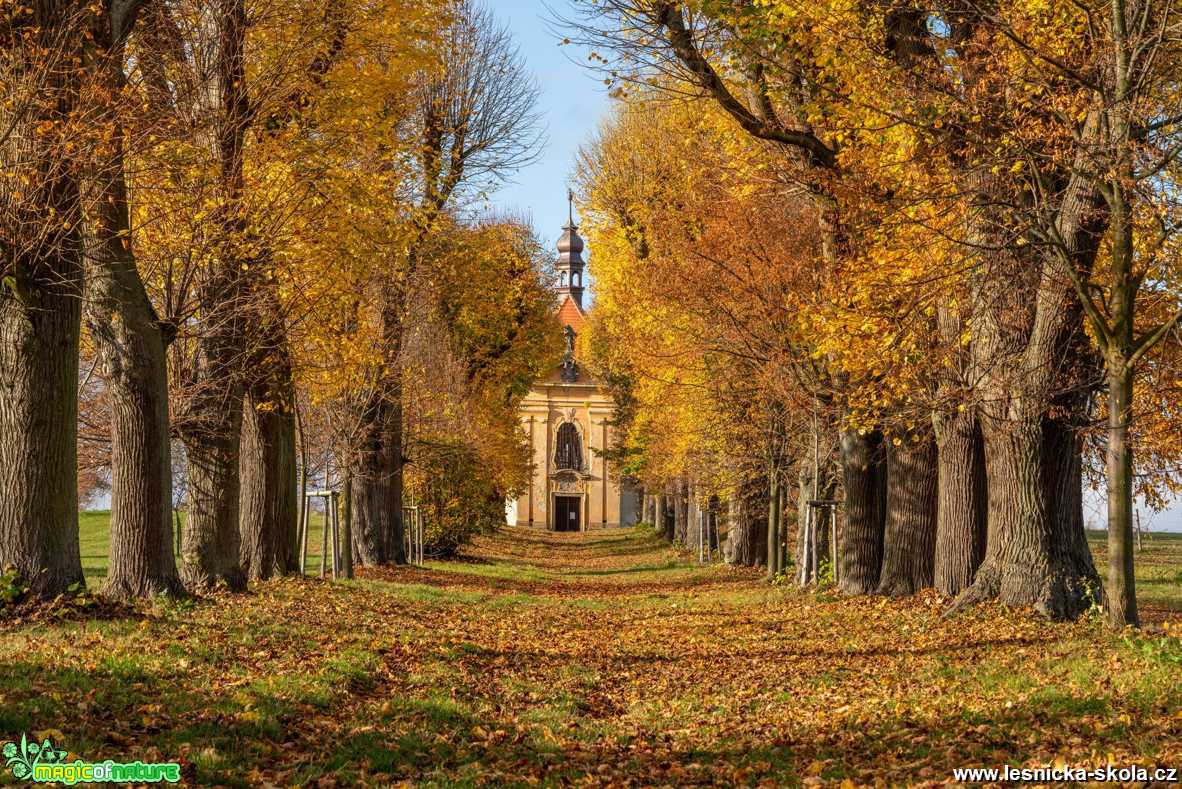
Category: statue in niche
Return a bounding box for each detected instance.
[560,325,579,382]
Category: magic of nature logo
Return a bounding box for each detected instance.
[3,733,180,784]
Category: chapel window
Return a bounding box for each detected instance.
[555,423,582,470]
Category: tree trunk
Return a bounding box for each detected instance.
[239,381,298,581]
[350,407,396,565]
[350,276,407,566]
[726,485,767,567]
[0,4,86,598]
[952,415,1098,619]
[686,489,698,552]
[1105,367,1138,628]
[87,231,180,599]
[657,493,672,541]
[0,257,85,598]
[877,430,938,597]
[238,278,298,581]
[82,16,181,600]
[673,478,688,546]
[180,394,246,592]
[176,0,251,593]
[837,429,886,594]
[933,409,987,596]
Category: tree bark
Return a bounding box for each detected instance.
[673,478,688,545]
[349,277,406,566]
[837,429,886,594]
[239,379,298,581]
[238,274,298,581]
[81,8,181,600]
[1105,364,1138,627]
[657,493,673,541]
[877,430,938,597]
[767,474,781,579]
[726,483,767,567]
[175,0,251,593]
[0,254,85,598]
[350,400,397,565]
[952,413,1099,619]
[933,409,987,596]
[180,371,246,592]
[0,3,86,598]
[685,487,701,553]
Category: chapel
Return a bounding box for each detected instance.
[508,198,639,531]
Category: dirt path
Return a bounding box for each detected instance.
[2,527,1179,787]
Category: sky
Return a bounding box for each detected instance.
[480,0,610,254]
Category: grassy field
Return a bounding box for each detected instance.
[2,522,1180,786]
[78,509,337,586]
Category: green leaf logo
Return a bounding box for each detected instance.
[4,732,68,781]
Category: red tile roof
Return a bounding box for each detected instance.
[556,294,585,331]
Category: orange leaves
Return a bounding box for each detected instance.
[8,527,1177,784]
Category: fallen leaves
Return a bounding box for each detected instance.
[1,529,1180,786]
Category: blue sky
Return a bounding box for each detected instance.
[481,0,609,252]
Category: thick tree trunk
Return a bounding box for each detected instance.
[933,409,987,596]
[176,0,251,593]
[673,478,688,546]
[350,278,407,566]
[239,383,298,580]
[389,389,406,561]
[88,250,180,599]
[177,270,247,593]
[794,463,811,584]
[180,396,246,592]
[685,488,701,553]
[78,37,181,599]
[877,430,938,597]
[837,429,886,594]
[238,280,298,581]
[177,229,248,591]
[725,485,767,567]
[0,5,86,597]
[0,258,85,598]
[350,404,396,565]
[952,416,1098,619]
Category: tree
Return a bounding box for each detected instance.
[348,0,542,566]
[0,1,89,597]
[986,0,1182,626]
[82,0,183,599]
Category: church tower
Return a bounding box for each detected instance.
[556,190,586,309]
[508,189,640,532]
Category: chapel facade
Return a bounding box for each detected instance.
[509,201,639,531]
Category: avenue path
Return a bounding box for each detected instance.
[3,527,1179,786]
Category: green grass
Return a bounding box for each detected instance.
[78,510,1182,608]
[1086,528,1182,611]
[2,526,1182,786]
[79,509,336,586]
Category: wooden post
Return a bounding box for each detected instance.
[342,473,354,579]
[330,492,340,580]
[299,500,310,576]
[767,474,780,580]
[320,496,328,578]
[830,504,838,584]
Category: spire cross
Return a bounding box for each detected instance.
[567,188,574,227]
